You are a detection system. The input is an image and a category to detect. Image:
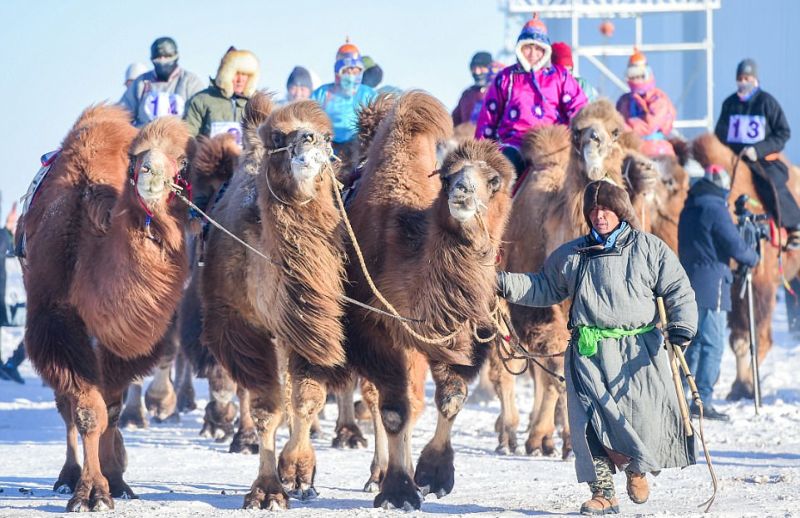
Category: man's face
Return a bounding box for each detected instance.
[288,85,311,101]
[520,44,546,67]
[589,205,620,236]
[232,71,251,95]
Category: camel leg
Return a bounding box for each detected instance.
[414,359,467,500]
[98,388,136,499]
[230,386,259,454]
[488,346,521,455]
[361,378,387,493]
[467,362,496,405]
[175,350,197,413]
[145,359,177,423]
[556,390,572,459]
[53,394,82,494]
[118,380,147,429]
[525,358,563,457]
[244,385,288,510]
[332,373,367,449]
[278,354,326,500]
[199,364,237,442]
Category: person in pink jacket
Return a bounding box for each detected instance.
[616,49,677,157]
[475,13,588,175]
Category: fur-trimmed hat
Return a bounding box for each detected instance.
[516,13,552,73]
[582,179,638,229]
[214,46,260,98]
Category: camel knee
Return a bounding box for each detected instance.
[380,405,408,434]
[75,406,102,435]
[106,403,122,429]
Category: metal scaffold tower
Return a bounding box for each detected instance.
[499,0,721,131]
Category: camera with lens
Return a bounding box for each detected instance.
[735,194,770,242]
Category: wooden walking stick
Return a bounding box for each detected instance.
[657,297,718,512]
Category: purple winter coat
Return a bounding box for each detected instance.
[475,63,588,150]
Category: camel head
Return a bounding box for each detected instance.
[129,116,191,213]
[259,100,335,201]
[438,139,514,238]
[570,99,626,181]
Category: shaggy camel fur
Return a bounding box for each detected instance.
[20,107,192,512]
[200,94,349,510]
[489,99,660,458]
[345,91,514,510]
[692,134,800,399]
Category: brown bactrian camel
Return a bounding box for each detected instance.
[19,107,193,512]
[489,99,659,458]
[692,134,800,399]
[345,91,514,510]
[200,94,350,510]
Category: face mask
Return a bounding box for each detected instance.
[153,58,178,81]
[472,71,489,87]
[339,74,362,96]
[737,80,756,96]
[628,77,655,96]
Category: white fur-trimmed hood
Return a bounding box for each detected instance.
[214,48,260,98]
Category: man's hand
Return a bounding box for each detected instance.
[668,329,692,352]
[743,146,758,161]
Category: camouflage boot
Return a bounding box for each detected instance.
[581,456,619,515]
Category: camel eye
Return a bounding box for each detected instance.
[488,174,502,192]
[323,134,332,143]
[611,128,621,140]
[441,175,452,189]
[572,129,581,144]
[271,131,286,148]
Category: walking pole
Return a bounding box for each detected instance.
[744,271,762,413]
[657,297,718,512]
[656,298,693,437]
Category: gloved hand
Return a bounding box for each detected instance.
[496,271,509,298]
[668,328,692,352]
[743,146,758,161]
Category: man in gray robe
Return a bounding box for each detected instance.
[498,180,698,515]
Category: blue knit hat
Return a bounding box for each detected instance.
[516,13,552,72]
[334,38,364,76]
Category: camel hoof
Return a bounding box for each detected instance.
[243,478,289,510]
[727,380,754,401]
[526,436,557,457]
[108,477,137,499]
[414,442,455,500]
[229,428,259,454]
[67,480,114,513]
[145,389,177,423]
[363,480,380,493]
[53,463,82,494]
[495,444,515,456]
[287,485,318,501]
[373,468,422,510]
[119,407,148,430]
[331,424,368,449]
[177,385,197,413]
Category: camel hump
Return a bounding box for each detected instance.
[192,133,241,185]
[357,92,397,151]
[390,90,453,143]
[691,133,735,170]
[520,124,571,168]
[242,90,275,149]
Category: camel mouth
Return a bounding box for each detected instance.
[135,167,169,204]
[448,196,478,222]
[582,147,606,181]
[446,167,481,223]
[290,146,329,183]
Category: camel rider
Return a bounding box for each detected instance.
[475,13,588,176]
[120,37,204,127]
[311,39,377,162]
[497,180,698,515]
[283,66,314,104]
[184,47,260,145]
[452,51,493,127]
[616,49,677,158]
[552,42,598,102]
[715,58,800,248]
[361,56,402,95]
[124,62,149,90]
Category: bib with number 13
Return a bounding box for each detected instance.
[727,114,766,144]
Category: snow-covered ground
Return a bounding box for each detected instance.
[1,295,799,516]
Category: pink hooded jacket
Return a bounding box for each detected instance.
[616,86,676,138]
[475,63,588,150]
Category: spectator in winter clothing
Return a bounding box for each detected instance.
[714,58,800,248]
[452,51,493,127]
[678,165,759,421]
[361,56,401,95]
[475,14,588,175]
[498,180,697,515]
[120,37,204,127]
[311,39,376,159]
[0,203,25,384]
[124,62,149,89]
[183,47,260,144]
[284,66,314,103]
[551,42,598,102]
[616,49,677,158]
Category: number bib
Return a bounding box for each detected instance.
[143,91,186,122]
[210,121,242,146]
[726,114,766,144]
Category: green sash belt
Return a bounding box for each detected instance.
[576,324,655,357]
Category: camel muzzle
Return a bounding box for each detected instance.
[447,168,480,222]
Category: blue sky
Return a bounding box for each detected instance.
[0,0,797,211]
